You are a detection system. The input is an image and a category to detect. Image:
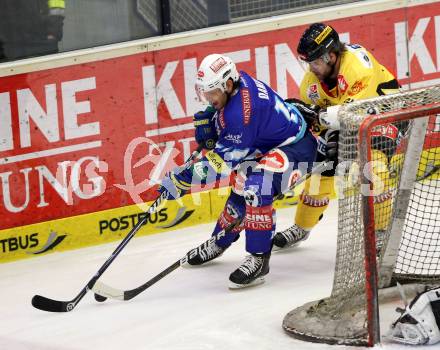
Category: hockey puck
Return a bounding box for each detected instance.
[94,293,107,302]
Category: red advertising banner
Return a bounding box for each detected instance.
[1,2,440,231]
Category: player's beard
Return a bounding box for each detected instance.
[321,61,338,89]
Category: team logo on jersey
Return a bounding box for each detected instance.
[307,84,320,102]
[348,80,366,96]
[209,57,227,73]
[241,88,251,125]
[337,75,348,93]
[243,187,262,207]
[197,70,204,77]
[256,149,289,173]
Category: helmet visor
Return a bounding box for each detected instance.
[195,83,223,104]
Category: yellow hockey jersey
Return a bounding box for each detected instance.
[300,44,399,108]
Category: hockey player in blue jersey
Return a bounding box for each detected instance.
[159,54,317,289]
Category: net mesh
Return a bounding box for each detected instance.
[283,86,440,345]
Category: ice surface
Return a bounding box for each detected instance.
[0,202,420,350]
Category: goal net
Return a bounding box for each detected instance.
[283,86,440,346]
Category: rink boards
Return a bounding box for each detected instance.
[1,0,440,262]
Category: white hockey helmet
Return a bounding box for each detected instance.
[195,54,239,103]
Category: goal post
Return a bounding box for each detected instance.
[283,86,440,346]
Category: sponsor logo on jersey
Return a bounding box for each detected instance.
[301,194,329,207]
[256,149,289,173]
[241,88,251,125]
[314,26,332,44]
[218,109,226,129]
[348,80,366,96]
[244,205,273,231]
[209,57,227,73]
[371,124,399,140]
[307,84,320,102]
[224,133,243,144]
[338,75,349,93]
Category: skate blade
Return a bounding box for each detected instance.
[228,276,266,290]
[272,242,302,252]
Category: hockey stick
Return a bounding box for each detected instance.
[92,160,332,302]
[31,144,204,312]
[415,163,440,182]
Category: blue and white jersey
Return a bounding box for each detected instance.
[204,71,307,174]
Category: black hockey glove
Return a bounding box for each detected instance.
[284,98,321,129]
[317,129,339,162]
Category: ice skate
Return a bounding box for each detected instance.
[229,252,270,289]
[272,224,310,251]
[186,241,226,266]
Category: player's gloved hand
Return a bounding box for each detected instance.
[284,98,321,129]
[317,129,339,162]
[158,167,193,200]
[193,106,218,150]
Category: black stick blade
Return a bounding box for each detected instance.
[32,295,74,312]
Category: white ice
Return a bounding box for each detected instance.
[0,201,427,350]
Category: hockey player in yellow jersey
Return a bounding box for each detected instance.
[273,23,401,250]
